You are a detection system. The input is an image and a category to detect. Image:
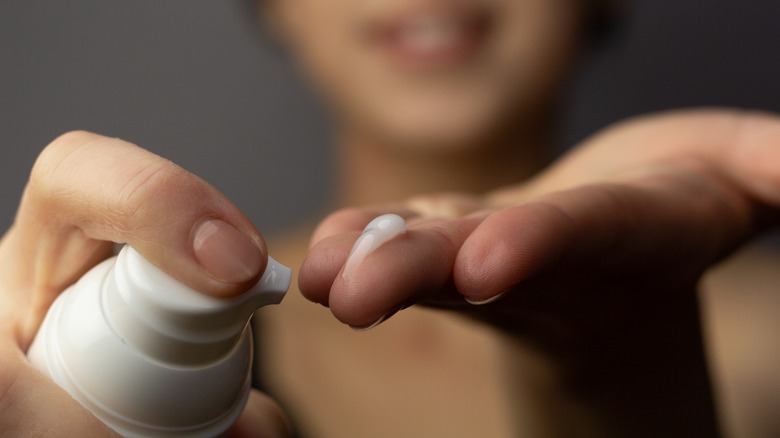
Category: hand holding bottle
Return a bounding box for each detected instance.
[0,131,289,437]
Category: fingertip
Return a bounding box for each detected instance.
[455,204,573,302]
[125,212,269,300]
[308,206,418,248]
[302,208,413,307]
[298,233,357,306]
[230,390,290,438]
[327,220,462,328]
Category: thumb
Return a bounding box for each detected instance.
[4,131,267,344]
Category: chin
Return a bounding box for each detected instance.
[372,99,517,153]
[380,117,500,153]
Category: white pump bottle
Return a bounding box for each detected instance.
[27,245,291,437]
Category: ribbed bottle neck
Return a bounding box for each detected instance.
[100,246,290,365]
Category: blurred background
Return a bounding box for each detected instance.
[2,0,780,236]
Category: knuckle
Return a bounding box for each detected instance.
[25,131,198,232]
[23,132,104,217]
[406,193,481,218]
[29,131,101,193]
[115,159,191,223]
[118,159,178,204]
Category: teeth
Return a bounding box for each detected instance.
[397,17,463,52]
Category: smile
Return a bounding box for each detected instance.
[365,6,491,70]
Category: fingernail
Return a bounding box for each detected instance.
[465,291,507,305]
[342,214,407,279]
[350,304,404,332]
[192,219,263,284]
[350,312,390,332]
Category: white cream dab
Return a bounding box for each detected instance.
[342,214,407,279]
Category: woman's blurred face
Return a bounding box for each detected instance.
[266,0,587,151]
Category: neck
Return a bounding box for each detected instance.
[332,117,556,207]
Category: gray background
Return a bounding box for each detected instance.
[2,0,780,235]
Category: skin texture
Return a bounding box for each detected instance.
[0,131,288,437]
[251,5,601,432]
[4,1,780,437]
[2,114,779,437]
[267,2,779,436]
[298,109,780,436]
[253,1,779,435]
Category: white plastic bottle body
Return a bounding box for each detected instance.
[27,247,290,437]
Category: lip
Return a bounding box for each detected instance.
[362,3,492,70]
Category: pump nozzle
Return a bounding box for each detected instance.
[105,246,291,364]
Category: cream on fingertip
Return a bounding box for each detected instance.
[350,312,390,332]
[465,291,507,305]
[342,214,407,279]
